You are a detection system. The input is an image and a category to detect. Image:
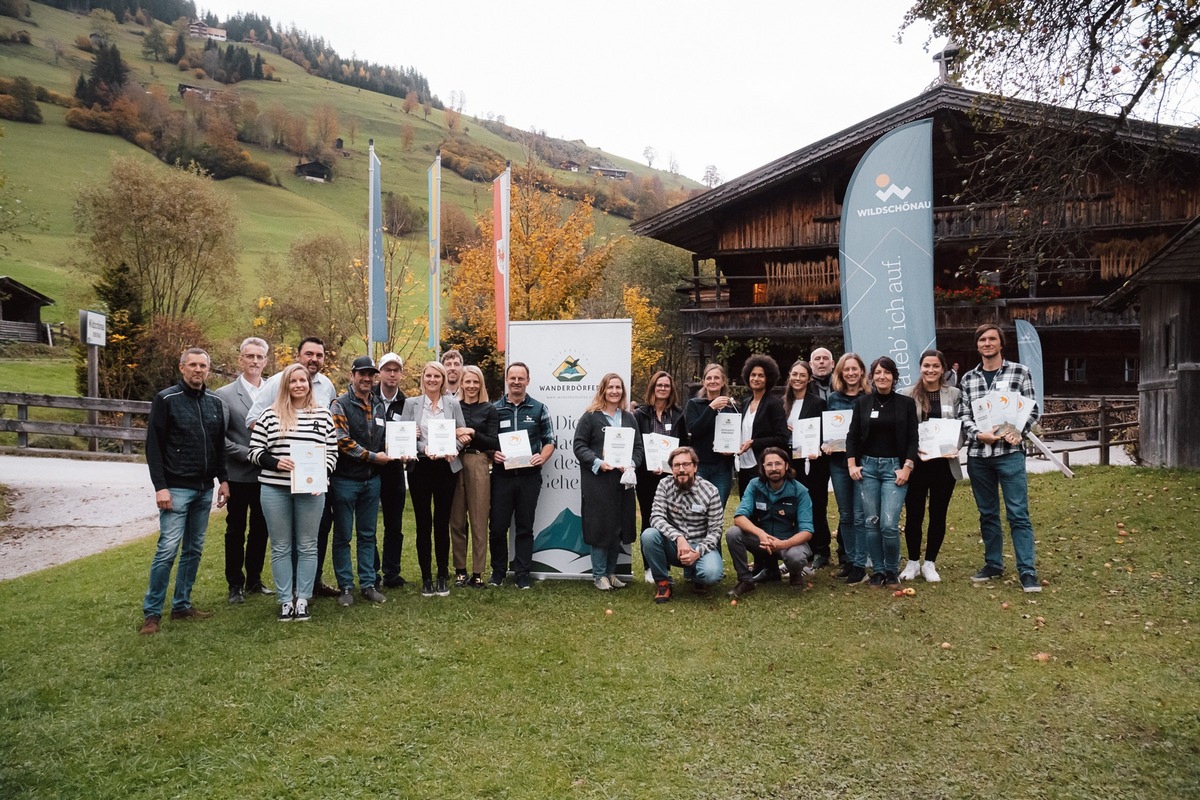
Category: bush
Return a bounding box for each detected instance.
[65,106,118,134]
[0,95,20,121]
[74,35,94,53]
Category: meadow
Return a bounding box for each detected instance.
[1,466,1197,798]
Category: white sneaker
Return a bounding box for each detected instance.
[594,577,612,591]
[899,560,921,581]
[644,568,654,584]
[278,602,294,622]
[921,560,941,583]
[294,598,310,621]
[607,574,627,589]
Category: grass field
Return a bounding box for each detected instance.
[1,466,1197,798]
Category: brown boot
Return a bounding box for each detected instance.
[139,615,161,635]
[169,607,214,621]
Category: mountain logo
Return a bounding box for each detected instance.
[874,173,911,202]
[553,356,587,382]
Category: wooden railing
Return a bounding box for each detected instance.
[1034,396,1139,466]
[0,392,150,459]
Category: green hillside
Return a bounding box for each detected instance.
[0,2,699,342]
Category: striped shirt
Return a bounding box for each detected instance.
[958,359,1039,459]
[248,407,338,488]
[649,474,725,557]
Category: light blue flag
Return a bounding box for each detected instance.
[428,154,441,352]
[839,119,936,388]
[1015,319,1045,412]
[368,142,387,345]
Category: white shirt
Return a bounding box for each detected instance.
[737,409,758,470]
[246,370,337,427]
[238,374,265,402]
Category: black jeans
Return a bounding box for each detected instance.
[635,470,668,534]
[794,456,832,559]
[904,457,956,563]
[489,468,542,578]
[314,493,335,585]
[224,480,268,590]
[376,462,407,579]
[409,458,457,581]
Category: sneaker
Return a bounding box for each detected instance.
[279,602,294,622]
[169,607,213,621]
[971,565,1004,583]
[899,559,921,581]
[315,582,341,598]
[454,571,469,589]
[138,615,160,635]
[383,575,407,589]
[247,583,273,596]
[789,572,807,588]
[692,581,711,596]
[421,580,435,597]
[594,576,612,591]
[1020,574,1043,593]
[644,568,654,585]
[868,572,886,588]
[608,574,627,590]
[813,554,831,570]
[467,574,486,589]
[515,574,532,590]
[921,560,941,583]
[728,579,757,599]
[435,577,450,597]
[751,567,782,583]
[836,562,853,579]
[294,598,311,621]
[337,588,355,607]
[653,579,673,604]
[884,572,901,589]
[488,572,505,587]
[844,566,868,585]
[228,587,245,604]
[362,586,387,604]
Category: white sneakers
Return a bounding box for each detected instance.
[594,577,612,591]
[608,574,627,589]
[920,560,941,583]
[899,560,921,581]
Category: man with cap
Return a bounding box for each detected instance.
[329,355,391,606]
[373,352,408,588]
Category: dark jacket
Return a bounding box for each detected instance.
[684,395,738,466]
[461,400,500,453]
[633,403,686,473]
[845,390,920,466]
[574,408,643,547]
[741,392,790,463]
[146,380,228,491]
[331,389,388,481]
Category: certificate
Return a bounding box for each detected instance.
[821,410,852,453]
[712,413,741,455]
[603,426,634,469]
[386,420,417,459]
[642,433,679,472]
[792,418,821,459]
[499,428,534,469]
[918,419,962,460]
[970,396,997,435]
[425,418,458,457]
[992,391,1035,437]
[289,441,328,494]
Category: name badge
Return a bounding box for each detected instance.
[690,503,704,513]
[870,410,880,419]
[374,417,384,426]
[942,406,953,416]
[664,423,672,432]
[755,501,768,511]
[500,420,512,429]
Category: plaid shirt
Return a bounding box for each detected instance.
[650,475,725,557]
[958,359,1038,459]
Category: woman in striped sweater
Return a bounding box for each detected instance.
[249,363,338,622]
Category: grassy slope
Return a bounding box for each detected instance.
[0,467,1197,798]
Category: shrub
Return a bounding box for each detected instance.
[74,35,94,53]
[0,95,20,121]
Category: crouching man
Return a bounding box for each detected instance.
[726,447,813,598]
[639,446,725,603]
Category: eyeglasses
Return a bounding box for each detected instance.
[671,461,696,469]
[241,354,267,361]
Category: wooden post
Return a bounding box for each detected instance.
[16,401,28,449]
[1098,397,1109,466]
[121,411,133,456]
[87,344,99,453]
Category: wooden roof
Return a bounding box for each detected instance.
[0,276,54,307]
[633,84,1200,255]
[1097,216,1200,310]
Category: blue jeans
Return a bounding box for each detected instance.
[725,525,812,580]
[589,542,624,580]
[968,451,1037,578]
[829,459,866,568]
[260,483,324,604]
[331,475,381,591]
[697,460,733,511]
[143,487,213,618]
[857,456,907,575]
[640,527,724,585]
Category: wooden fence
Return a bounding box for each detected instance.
[1034,396,1139,466]
[0,392,151,459]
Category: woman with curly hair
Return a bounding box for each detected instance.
[735,353,790,496]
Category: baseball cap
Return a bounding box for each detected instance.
[377,352,403,370]
[350,355,378,373]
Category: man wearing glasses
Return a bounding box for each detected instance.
[638,446,726,603]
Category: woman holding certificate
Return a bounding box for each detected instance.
[683,363,739,510]
[574,373,644,591]
[845,355,919,590]
[898,349,963,583]
[248,364,338,622]
[399,361,467,598]
[634,371,687,534]
[450,366,500,589]
[734,354,790,496]
[826,353,870,584]
[783,359,832,569]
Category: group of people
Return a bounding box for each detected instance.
[138,322,1042,633]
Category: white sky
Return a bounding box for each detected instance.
[199,1,944,183]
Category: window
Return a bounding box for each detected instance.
[1123,357,1139,384]
[1063,357,1087,383]
[752,282,767,304]
[1165,316,1179,370]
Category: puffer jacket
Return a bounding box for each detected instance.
[146,380,228,491]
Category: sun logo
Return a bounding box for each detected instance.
[874,173,912,202]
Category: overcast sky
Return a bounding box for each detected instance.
[199,1,945,183]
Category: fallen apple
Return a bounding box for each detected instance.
[1034,652,1051,663]
[903,587,916,596]
[730,599,738,606]
[1001,601,1011,610]
[893,590,905,597]
[941,642,952,650]
[604,608,613,616]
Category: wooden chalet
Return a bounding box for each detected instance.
[294,161,333,182]
[1098,217,1200,468]
[632,84,1200,395]
[588,165,630,179]
[0,276,54,343]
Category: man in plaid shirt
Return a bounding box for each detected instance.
[958,323,1042,593]
[639,446,726,603]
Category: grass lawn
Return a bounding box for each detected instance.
[1,466,1198,798]
[0,352,82,448]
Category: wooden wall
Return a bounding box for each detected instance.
[1137,283,1200,468]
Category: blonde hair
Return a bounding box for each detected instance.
[420,360,449,395]
[697,362,728,398]
[270,364,314,432]
[585,372,628,414]
[460,365,489,403]
[832,353,869,395]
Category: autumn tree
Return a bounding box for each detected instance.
[402,89,418,114]
[311,102,339,148]
[74,156,237,322]
[445,107,461,133]
[643,145,656,167]
[400,122,414,151]
[142,21,170,62]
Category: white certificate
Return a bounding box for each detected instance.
[601,426,634,469]
[918,419,962,460]
[821,409,852,453]
[289,441,327,494]
[386,420,417,459]
[499,428,534,469]
[642,433,679,472]
[425,418,458,457]
[971,396,997,435]
[792,418,821,459]
[712,413,741,454]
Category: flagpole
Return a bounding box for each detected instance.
[428,150,442,358]
[367,139,386,356]
[503,162,511,368]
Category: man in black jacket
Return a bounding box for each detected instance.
[373,352,407,588]
[140,348,230,635]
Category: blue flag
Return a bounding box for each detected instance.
[1015,319,1045,412]
[838,119,936,387]
[368,143,387,345]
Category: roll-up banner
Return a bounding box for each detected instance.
[838,119,936,388]
[507,319,632,579]
[1015,319,1045,413]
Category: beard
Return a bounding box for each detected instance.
[673,473,695,491]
